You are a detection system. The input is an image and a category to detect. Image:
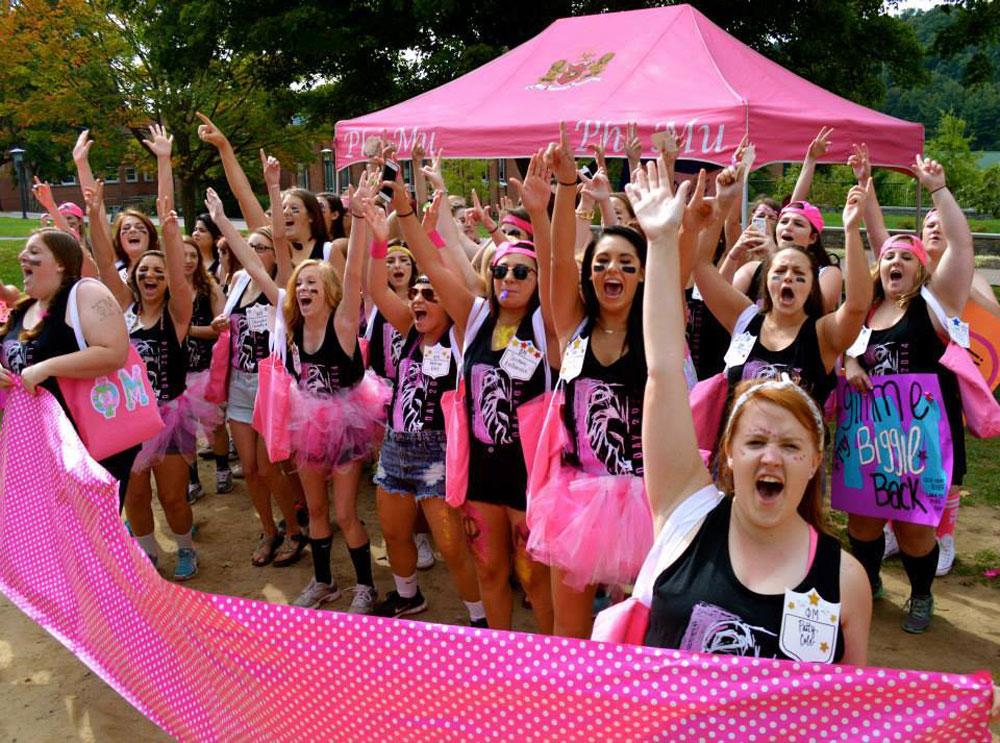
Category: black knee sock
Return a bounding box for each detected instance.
[188,461,200,485]
[214,454,230,473]
[900,545,938,598]
[348,541,374,588]
[310,536,334,585]
[848,533,885,591]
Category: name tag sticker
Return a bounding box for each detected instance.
[500,337,543,382]
[421,343,452,379]
[723,332,756,367]
[845,326,871,358]
[559,336,588,382]
[779,588,840,664]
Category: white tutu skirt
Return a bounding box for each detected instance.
[288,371,391,471]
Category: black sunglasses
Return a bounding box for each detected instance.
[491,264,536,281]
[408,286,438,302]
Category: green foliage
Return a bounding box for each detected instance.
[441,160,489,202]
[965,164,1000,218]
[924,112,981,202]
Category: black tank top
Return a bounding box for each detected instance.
[686,288,730,380]
[645,498,845,662]
[389,327,456,433]
[129,305,188,402]
[228,281,271,374]
[367,310,404,382]
[562,327,644,476]
[1,289,78,407]
[186,291,214,373]
[464,309,548,508]
[727,313,834,409]
[288,314,363,396]
[859,295,966,481]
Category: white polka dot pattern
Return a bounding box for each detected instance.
[0,388,993,741]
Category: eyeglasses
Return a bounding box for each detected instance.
[491,264,536,281]
[408,286,438,302]
[250,242,274,253]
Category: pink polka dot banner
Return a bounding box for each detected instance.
[0,388,993,740]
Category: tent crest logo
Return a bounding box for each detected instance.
[531,52,615,91]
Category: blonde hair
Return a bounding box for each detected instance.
[282,259,342,332]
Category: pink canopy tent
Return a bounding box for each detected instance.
[335,4,922,170]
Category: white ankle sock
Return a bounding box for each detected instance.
[172,529,194,550]
[464,600,486,622]
[393,572,418,598]
[135,533,159,559]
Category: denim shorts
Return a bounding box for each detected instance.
[226,368,258,424]
[374,428,447,501]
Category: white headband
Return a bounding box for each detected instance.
[724,375,825,445]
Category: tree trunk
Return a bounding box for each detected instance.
[180,176,199,236]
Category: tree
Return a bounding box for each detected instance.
[923,112,980,202]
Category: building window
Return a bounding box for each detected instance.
[60,175,77,186]
[143,170,154,182]
[125,167,138,183]
[498,159,507,187]
[105,168,120,184]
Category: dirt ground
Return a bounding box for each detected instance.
[1,459,998,741]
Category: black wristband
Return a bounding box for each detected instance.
[351,211,364,219]
[929,186,947,195]
[395,209,415,218]
[557,178,579,187]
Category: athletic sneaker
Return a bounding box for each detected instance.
[186,482,204,504]
[936,535,955,577]
[215,469,234,494]
[348,584,377,614]
[883,524,900,560]
[415,533,435,570]
[374,590,428,618]
[470,617,489,629]
[174,548,198,581]
[231,463,244,479]
[902,595,934,634]
[292,578,341,609]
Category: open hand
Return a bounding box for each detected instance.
[204,187,226,223]
[625,159,691,241]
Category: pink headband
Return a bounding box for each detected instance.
[752,203,778,220]
[501,214,533,237]
[58,202,84,219]
[491,241,537,267]
[879,235,928,267]
[779,201,824,234]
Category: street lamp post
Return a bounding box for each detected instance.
[321,148,333,191]
[9,147,27,219]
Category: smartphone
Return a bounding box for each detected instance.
[751,216,767,233]
[377,161,400,205]
[579,159,598,179]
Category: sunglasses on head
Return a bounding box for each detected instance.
[491,264,536,281]
[408,286,438,302]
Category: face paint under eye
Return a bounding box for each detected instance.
[620,265,638,274]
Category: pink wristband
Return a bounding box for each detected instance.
[370,239,388,259]
[428,230,445,249]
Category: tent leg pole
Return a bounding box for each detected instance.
[915,180,922,231]
[741,177,749,228]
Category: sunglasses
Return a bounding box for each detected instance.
[491,264,536,281]
[408,286,438,302]
[501,227,524,238]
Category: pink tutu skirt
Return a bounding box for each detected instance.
[184,370,224,438]
[288,371,391,471]
[132,395,198,472]
[527,464,654,591]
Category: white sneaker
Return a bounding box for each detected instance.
[292,578,341,609]
[882,524,900,560]
[415,533,435,570]
[348,584,377,614]
[186,482,204,504]
[936,535,955,577]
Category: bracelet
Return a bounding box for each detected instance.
[558,178,579,187]
[370,239,388,259]
[351,211,364,219]
[428,230,446,249]
[484,222,499,233]
[395,209,415,218]
[929,186,947,195]
[575,208,595,222]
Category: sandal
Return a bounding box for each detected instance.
[251,532,284,567]
[273,533,309,567]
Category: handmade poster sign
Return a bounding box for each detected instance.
[831,374,952,527]
[962,299,1000,390]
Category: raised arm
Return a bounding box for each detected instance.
[389,175,476,338]
[31,178,75,237]
[791,126,833,203]
[204,187,279,305]
[691,168,754,333]
[818,181,873,367]
[143,123,175,214]
[547,123,587,344]
[915,157,974,318]
[364,199,412,336]
[629,162,713,533]
[624,122,642,181]
[157,197,194,339]
[72,129,98,198]
[196,112,267,230]
[83,181,132,310]
[411,141,428,212]
[848,143,887,264]
[334,172,375,355]
[261,149,293,288]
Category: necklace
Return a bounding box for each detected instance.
[595,321,626,334]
